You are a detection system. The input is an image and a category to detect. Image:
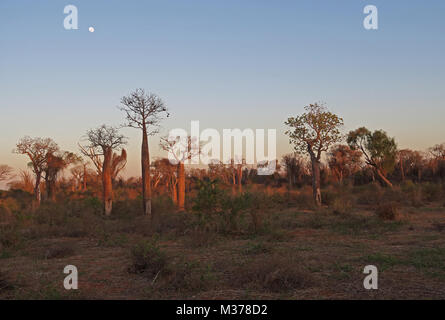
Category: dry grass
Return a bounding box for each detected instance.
[1,185,445,299]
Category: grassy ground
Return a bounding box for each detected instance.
[1,197,445,300]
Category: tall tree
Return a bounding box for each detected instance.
[119,89,169,218]
[14,137,59,206]
[285,103,343,206]
[347,127,397,188]
[81,125,126,216]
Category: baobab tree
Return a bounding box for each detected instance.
[152,158,178,204]
[285,103,343,206]
[81,125,126,216]
[79,145,127,182]
[14,137,59,206]
[347,127,397,188]
[119,88,169,218]
[161,136,200,211]
[0,165,13,182]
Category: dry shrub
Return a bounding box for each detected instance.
[381,187,404,204]
[184,228,217,248]
[162,260,214,292]
[0,225,21,251]
[293,187,316,210]
[356,183,383,205]
[44,243,75,259]
[128,240,167,277]
[330,197,353,215]
[375,202,400,220]
[421,182,443,202]
[232,255,312,292]
[409,188,423,207]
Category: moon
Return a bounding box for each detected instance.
[89,26,95,33]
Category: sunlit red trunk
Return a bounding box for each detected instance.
[102,147,113,216]
[376,168,393,188]
[178,162,185,211]
[141,126,152,218]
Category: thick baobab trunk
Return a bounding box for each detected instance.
[310,156,322,206]
[141,127,152,218]
[177,162,185,211]
[46,180,55,202]
[376,168,393,188]
[102,147,113,216]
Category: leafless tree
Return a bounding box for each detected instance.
[80,125,126,216]
[119,88,169,218]
[0,165,13,182]
[160,135,200,211]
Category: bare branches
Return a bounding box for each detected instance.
[0,165,13,181]
[83,125,127,154]
[13,136,59,175]
[119,88,169,135]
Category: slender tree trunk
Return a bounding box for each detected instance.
[400,158,405,181]
[237,165,243,193]
[171,181,178,205]
[34,172,42,206]
[141,126,152,218]
[83,164,87,190]
[102,147,113,216]
[288,172,292,189]
[177,162,185,211]
[376,168,393,188]
[310,156,322,206]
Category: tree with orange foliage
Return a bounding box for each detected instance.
[327,145,362,184]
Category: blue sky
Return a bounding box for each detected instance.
[1,0,445,182]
